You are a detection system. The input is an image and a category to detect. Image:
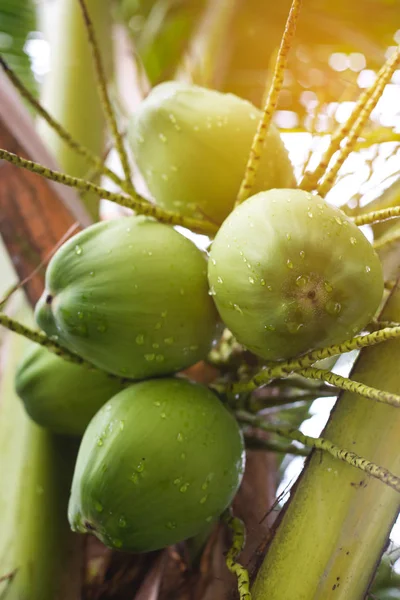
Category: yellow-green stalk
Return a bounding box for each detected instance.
[0,299,81,600]
[251,284,400,599]
[38,0,113,220]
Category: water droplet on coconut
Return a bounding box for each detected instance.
[365,265,371,273]
[156,354,164,362]
[94,501,103,512]
[300,250,305,259]
[113,539,123,548]
[152,342,160,349]
[335,216,342,225]
[144,353,155,361]
[350,237,357,245]
[324,281,333,293]
[217,276,223,284]
[164,337,174,345]
[166,521,177,530]
[180,483,189,493]
[75,245,83,256]
[287,322,304,334]
[159,133,167,142]
[325,300,342,315]
[287,259,294,269]
[249,276,255,284]
[177,433,184,442]
[136,334,144,345]
[296,275,308,287]
[200,495,208,504]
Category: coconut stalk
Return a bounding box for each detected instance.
[251,281,400,599]
[38,0,113,221]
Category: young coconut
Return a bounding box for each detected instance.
[128,82,295,225]
[15,343,126,436]
[68,378,245,552]
[35,216,220,379]
[208,189,384,360]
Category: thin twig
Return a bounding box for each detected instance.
[317,46,400,197]
[355,205,400,227]
[235,0,302,205]
[222,510,252,599]
[0,55,130,193]
[298,367,400,408]
[229,327,400,394]
[300,46,400,192]
[77,0,135,191]
[0,148,217,235]
[237,411,400,493]
[0,222,80,309]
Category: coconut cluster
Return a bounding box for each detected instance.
[15,83,383,553]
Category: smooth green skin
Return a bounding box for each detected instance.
[35,216,219,378]
[68,378,245,553]
[15,343,126,436]
[208,189,384,360]
[128,82,295,225]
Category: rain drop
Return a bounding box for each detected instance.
[136,334,145,345]
[159,133,167,142]
[94,501,103,512]
[75,245,83,256]
[144,354,155,361]
[286,259,294,269]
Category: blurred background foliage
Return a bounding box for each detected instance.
[0,0,37,96]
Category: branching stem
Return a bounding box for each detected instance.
[236,0,302,205]
[237,411,400,493]
[0,149,217,235]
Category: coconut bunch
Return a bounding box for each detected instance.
[15,82,384,554]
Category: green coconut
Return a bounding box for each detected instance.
[68,378,245,552]
[208,189,384,360]
[128,82,295,225]
[15,343,126,436]
[35,216,219,379]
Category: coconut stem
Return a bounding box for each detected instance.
[0,56,128,194]
[317,46,400,198]
[300,46,400,193]
[0,312,93,367]
[244,435,310,457]
[298,366,400,408]
[0,148,217,235]
[355,204,400,227]
[237,411,400,493]
[229,326,400,394]
[77,0,134,194]
[236,0,302,205]
[223,510,252,600]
